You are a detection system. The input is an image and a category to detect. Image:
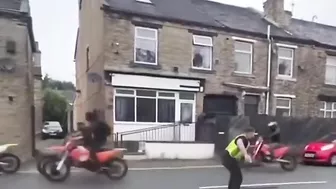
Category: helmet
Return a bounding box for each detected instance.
[268,121,277,127]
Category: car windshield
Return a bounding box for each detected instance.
[317,134,336,143]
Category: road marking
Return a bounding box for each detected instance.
[17,165,223,174]
[199,181,328,189]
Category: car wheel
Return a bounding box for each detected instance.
[329,154,336,166]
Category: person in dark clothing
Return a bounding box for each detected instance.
[222,127,255,189]
[266,121,281,158]
[85,111,111,169]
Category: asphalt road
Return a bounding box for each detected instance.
[0,162,334,189]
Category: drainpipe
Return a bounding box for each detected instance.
[265,25,272,115]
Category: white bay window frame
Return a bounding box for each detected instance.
[113,88,196,124]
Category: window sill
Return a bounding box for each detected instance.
[129,61,162,70]
[189,68,215,74]
[232,72,255,78]
[275,76,297,82]
[324,83,336,88]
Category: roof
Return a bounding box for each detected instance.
[0,0,22,11]
[104,0,336,48]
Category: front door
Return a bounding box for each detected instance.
[244,95,260,116]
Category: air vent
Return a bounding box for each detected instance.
[135,0,152,4]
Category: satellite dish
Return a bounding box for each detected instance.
[87,72,102,83]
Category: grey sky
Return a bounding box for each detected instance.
[29,0,334,83]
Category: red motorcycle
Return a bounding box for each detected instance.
[41,136,128,182]
[251,137,297,171]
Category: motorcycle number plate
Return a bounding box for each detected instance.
[304,153,315,158]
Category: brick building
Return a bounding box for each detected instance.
[74,0,336,138]
[0,0,40,159]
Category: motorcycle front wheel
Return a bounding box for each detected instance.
[0,153,21,174]
[42,158,71,182]
[104,158,128,180]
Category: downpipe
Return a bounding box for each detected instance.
[265,25,272,115]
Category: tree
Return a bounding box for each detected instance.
[42,74,75,90]
[43,88,68,122]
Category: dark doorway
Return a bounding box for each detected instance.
[203,95,237,115]
[244,95,260,116]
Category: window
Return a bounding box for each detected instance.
[275,98,291,116]
[244,95,259,116]
[277,47,294,77]
[114,89,196,123]
[134,27,158,65]
[319,101,336,118]
[325,56,336,85]
[234,41,253,74]
[192,35,213,70]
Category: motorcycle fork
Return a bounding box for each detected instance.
[56,151,69,171]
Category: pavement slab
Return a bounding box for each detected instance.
[0,163,334,189]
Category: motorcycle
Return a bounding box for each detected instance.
[0,144,21,174]
[251,137,297,171]
[36,132,81,175]
[41,136,128,182]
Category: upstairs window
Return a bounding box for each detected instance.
[277,47,294,77]
[192,35,212,70]
[134,27,158,65]
[325,56,336,85]
[234,41,253,74]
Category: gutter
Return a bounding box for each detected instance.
[265,25,272,115]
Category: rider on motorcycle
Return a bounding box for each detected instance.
[85,111,111,170]
[266,121,281,158]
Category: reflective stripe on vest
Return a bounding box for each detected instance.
[225,134,250,159]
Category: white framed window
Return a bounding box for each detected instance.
[319,101,336,118]
[134,27,158,65]
[114,88,196,123]
[234,41,253,74]
[192,35,213,70]
[277,47,294,77]
[325,56,336,85]
[275,97,291,116]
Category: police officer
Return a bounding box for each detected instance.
[222,127,256,189]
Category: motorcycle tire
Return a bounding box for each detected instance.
[0,153,21,174]
[36,156,58,175]
[42,158,71,182]
[104,158,128,180]
[280,155,297,171]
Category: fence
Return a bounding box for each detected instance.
[114,122,195,150]
[208,114,336,154]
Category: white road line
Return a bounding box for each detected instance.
[199,181,328,189]
[17,165,223,174]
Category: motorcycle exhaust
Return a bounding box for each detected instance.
[274,159,291,163]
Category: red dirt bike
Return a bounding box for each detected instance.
[41,136,128,182]
[251,137,297,171]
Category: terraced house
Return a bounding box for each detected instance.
[74,0,336,139]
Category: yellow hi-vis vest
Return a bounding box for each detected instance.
[225,134,250,160]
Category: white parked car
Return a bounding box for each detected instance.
[41,121,64,140]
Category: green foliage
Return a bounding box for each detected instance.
[42,74,75,124]
[43,88,68,122]
[42,74,75,90]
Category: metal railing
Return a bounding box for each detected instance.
[114,122,195,148]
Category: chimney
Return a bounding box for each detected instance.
[263,0,292,27]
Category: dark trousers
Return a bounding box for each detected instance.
[222,151,243,189]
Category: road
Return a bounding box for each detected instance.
[0,160,334,189]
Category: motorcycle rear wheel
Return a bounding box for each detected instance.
[104,158,128,180]
[280,155,297,171]
[42,158,71,182]
[0,153,21,174]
